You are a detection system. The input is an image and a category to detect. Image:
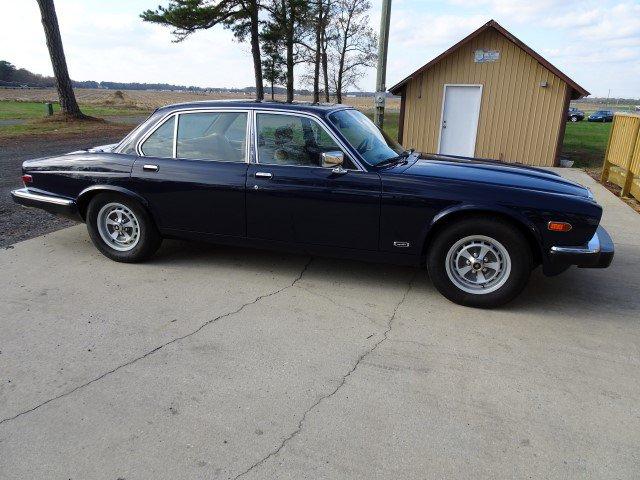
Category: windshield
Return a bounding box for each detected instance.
[328,109,404,166]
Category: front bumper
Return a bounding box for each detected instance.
[548,226,614,269]
[11,188,79,219]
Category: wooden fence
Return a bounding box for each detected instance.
[601,113,640,200]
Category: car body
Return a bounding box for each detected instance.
[11,101,614,307]
[567,107,584,122]
[588,110,614,122]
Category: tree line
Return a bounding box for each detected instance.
[0,60,208,91]
[141,0,378,103]
[0,60,323,95]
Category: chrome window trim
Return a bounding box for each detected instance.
[252,109,365,172]
[137,113,176,158]
[550,231,601,255]
[172,112,179,158]
[135,108,252,164]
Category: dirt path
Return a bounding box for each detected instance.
[0,131,131,248]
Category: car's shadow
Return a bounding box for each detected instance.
[137,238,640,318]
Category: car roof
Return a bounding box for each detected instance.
[156,99,353,115]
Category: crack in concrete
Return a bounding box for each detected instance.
[0,257,313,426]
[297,284,383,328]
[231,272,416,480]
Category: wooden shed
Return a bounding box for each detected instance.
[389,20,589,166]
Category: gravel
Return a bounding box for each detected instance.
[0,132,129,248]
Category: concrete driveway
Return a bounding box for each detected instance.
[1,169,639,479]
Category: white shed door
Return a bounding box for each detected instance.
[438,85,482,157]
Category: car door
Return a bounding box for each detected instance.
[131,109,250,236]
[246,111,381,251]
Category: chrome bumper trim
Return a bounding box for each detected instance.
[550,231,601,255]
[12,188,73,206]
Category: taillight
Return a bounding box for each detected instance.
[548,221,572,232]
[22,174,33,186]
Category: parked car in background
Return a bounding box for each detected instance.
[588,110,614,122]
[11,101,614,308]
[567,107,584,122]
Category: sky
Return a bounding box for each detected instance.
[1,0,639,98]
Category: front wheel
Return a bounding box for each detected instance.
[427,217,532,308]
[86,193,162,262]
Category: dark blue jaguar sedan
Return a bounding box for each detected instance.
[11,101,613,307]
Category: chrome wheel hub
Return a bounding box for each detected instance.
[445,235,511,295]
[97,202,140,252]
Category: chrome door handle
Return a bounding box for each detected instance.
[143,164,159,172]
[255,172,273,179]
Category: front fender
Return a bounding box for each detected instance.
[420,204,544,261]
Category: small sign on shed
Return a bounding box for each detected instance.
[474,49,500,63]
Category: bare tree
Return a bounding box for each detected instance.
[328,0,377,103]
[142,0,265,101]
[319,0,335,101]
[263,0,309,102]
[311,0,322,102]
[295,0,334,102]
[36,0,85,118]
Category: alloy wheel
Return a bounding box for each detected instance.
[96,202,141,252]
[445,235,512,295]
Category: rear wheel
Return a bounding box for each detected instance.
[570,116,579,122]
[86,193,161,262]
[427,217,532,308]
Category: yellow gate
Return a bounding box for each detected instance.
[601,113,640,200]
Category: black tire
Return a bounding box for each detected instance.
[86,193,162,262]
[427,216,532,308]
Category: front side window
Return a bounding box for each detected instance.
[328,109,404,166]
[177,112,247,162]
[256,113,355,169]
[140,116,175,158]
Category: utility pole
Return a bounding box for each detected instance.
[374,0,392,129]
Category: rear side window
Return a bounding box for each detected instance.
[140,116,175,158]
[177,112,248,162]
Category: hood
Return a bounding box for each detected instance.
[399,154,591,198]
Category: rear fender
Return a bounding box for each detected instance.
[76,185,155,221]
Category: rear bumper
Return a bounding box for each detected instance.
[11,188,79,220]
[548,226,614,269]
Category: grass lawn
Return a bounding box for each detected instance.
[0,118,134,141]
[561,120,611,168]
[0,100,151,120]
[364,111,400,142]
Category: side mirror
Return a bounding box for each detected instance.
[322,151,344,168]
